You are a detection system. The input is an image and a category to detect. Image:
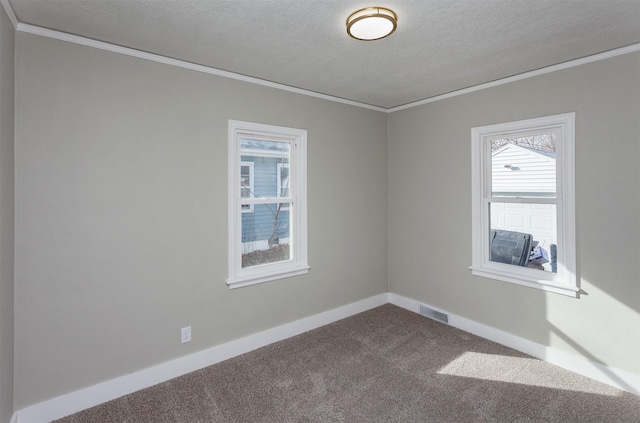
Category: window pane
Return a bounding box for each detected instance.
[278,164,290,197]
[241,202,292,268]
[489,202,557,272]
[240,164,251,199]
[241,138,290,199]
[491,135,556,198]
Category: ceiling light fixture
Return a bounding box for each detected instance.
[346,7,397,41]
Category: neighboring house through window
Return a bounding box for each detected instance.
[241,161,254,213]
[228,120,309,288]
[277,163,290,211]
[470,113,577,297]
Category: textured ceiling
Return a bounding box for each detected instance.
[7,0,640,109]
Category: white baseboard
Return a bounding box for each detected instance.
[388,292,640,396]
[13,291,639,422]
[12,293,389,423]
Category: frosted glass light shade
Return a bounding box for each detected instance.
[346,7,397,41]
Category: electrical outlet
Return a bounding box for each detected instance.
[181,326,191,344]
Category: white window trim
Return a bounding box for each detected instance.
[240,161,254,213]
[227,120,309,289]
[470,113,578,297]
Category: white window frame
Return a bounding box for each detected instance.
[470,113,578,297]
[240,161,254,213]
[227,120,309,289]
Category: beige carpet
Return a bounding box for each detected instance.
[55,304,639,422]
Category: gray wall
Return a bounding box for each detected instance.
[0,5,14,423]
[10,25,639,412]
[13,33,388,408]
[388,52,640,376]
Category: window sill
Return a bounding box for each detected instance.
[227,264,310,289]
[469,265,579,298]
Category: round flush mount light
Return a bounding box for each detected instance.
[346,7,397,41]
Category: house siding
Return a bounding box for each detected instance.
[490,143,558,268]
[491,144,556,195]
[241,154,290,244]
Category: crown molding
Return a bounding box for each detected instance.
[15,23,388,113]
[0,0,18,28]
[6,7,640,114]
[387,43,640,113]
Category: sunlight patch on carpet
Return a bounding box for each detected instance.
[437,351,621,396]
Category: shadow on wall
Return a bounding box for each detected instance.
[545,306,638,394]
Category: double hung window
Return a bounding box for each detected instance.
[227,120,309,288]
[470,113,577,297]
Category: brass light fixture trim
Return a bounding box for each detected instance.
[346,7,398,41]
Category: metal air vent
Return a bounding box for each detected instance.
[419,304,449,324]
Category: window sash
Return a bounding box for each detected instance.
[240,197,293,206]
